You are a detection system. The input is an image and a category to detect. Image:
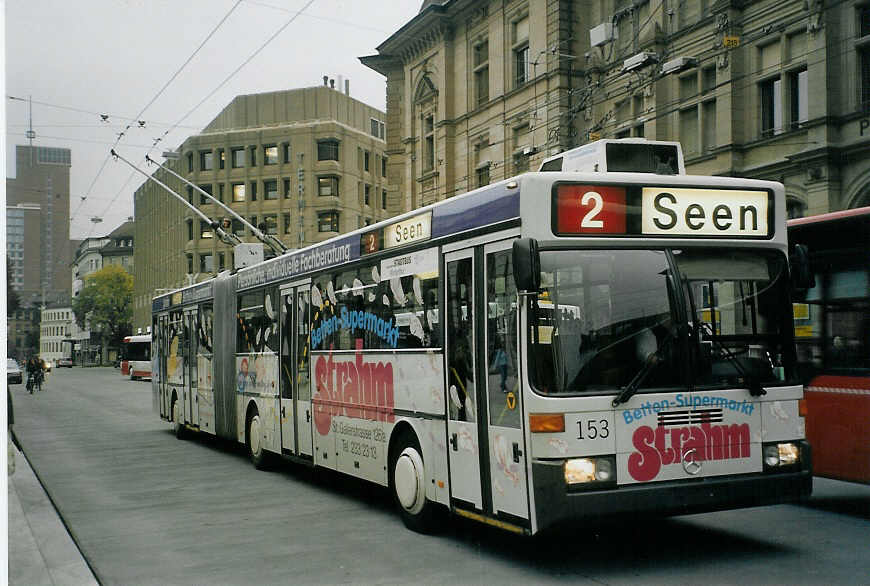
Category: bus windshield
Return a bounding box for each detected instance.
[122,340,150,362]
[528,248,793,395]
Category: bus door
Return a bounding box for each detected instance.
[445,249,483,509]
[483,241,528,520]
[157,313,169,419]
[185,308,199,427]
[167,309,186,422]
[280,281,313,457]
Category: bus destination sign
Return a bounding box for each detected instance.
[361,211,433,255]
[384,212,432,249]
[553,183,771,238]
[641,187,769,237]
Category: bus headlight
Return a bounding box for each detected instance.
[564,456,616,486]
[763,442,800,468]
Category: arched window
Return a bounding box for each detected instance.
[851,186,870,209]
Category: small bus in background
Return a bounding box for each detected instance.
[121,334,152,381]
[788,207,870,484]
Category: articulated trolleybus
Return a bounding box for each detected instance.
[152,139,811,535]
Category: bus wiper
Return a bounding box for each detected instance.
[612,332,673,407]
[612,352,660,407]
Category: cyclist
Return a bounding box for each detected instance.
[25,357,44,393]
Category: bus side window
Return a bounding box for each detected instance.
[447,258,474,422]
[487,249,520,428]
[296,290,311,401]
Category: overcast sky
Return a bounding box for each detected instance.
[5,0,420,240]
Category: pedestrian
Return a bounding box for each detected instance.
[7,388,15,476]
[491,340,509,392]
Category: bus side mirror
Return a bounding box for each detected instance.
[513,238,541,292]
[790,244,815,296]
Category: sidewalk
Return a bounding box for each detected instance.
[8,432,98,586]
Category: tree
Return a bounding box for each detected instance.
[72,265,133,359]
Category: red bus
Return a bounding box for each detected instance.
[788,207,870,484]
[121,334,152,381]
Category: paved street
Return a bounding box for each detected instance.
[9,367,870,585]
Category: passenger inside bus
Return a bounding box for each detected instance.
[448,334,473,421]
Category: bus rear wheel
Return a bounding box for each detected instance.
[389,432,440,533]
[246,409,270,470]
[171,397,186,440]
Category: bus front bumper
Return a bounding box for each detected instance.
[531,442,812,533]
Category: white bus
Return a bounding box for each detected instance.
[121,334,152,380]
[152,139,811,535]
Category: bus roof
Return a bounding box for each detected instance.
[153,161,785,309]
[538,138,685,175]
[153,175,522,308]
[123,334,151,343]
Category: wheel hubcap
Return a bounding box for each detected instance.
[394,448,423,512]
[250,416,262,455]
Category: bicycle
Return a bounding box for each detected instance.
[26,371,44,394]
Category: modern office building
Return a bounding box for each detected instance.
[132,84,391,330]
[6,145,73,308]
[361,0,870,217]
[6,203,42,302]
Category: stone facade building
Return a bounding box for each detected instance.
[361,0,870,218]
[362,0,577,209]
[132,84,391,330]
[39,306,87,367]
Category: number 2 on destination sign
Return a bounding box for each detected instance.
[580,191,604,228]
[555,184,626,235]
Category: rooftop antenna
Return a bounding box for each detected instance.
[26,95,36,165]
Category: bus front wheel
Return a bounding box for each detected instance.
[389,432,440,533]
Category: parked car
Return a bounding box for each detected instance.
[57,358,74,368]
[7,359,22,385]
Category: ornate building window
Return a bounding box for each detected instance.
[473,39,489,106]
[415,76,438,176]
[423,114,435,172]
[474,136,491,187]
[512,16,529,88]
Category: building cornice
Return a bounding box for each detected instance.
[359,54,403,77]
[373,2,451,54]
[188,119,386,145]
